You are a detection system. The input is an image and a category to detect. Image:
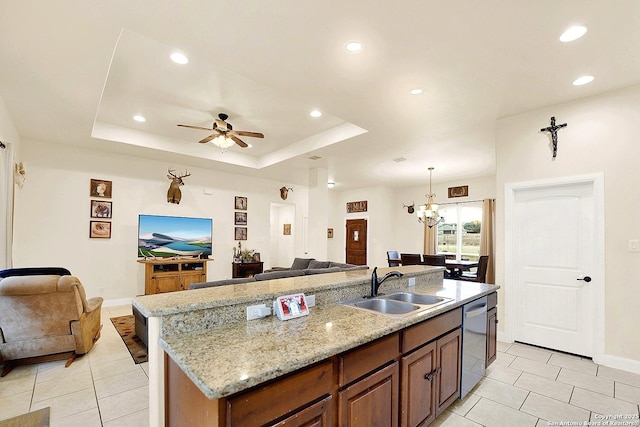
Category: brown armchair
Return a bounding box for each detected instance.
[0,272,103,376]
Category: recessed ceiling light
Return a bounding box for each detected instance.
[410,89,423,95]
[560,26,587,42]
[170,52,188,65]
[573,75,594,86]
[393,157,407,162]
[344,40,363,53]
[133,115,146,122]
[310,109,322,118]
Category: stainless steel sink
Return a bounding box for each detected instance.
[338,291,452,318]
[352,298,421,315]
[382,292,450,306]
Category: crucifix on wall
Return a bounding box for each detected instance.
[540,116,567,159]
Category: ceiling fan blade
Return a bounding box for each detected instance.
[230,135,248,148]
[233,130,264,138]
[177,124,214,131]
[199,134,218,144]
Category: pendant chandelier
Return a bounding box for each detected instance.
[417,167,444,228]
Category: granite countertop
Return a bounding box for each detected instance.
[157,275,499,400]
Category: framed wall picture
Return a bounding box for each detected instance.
[90,221,111,238]
[448,185,469,198]
[327,228,334,238]
[90,179,112,198]
[235,196,247,210]
[90,200,112,218]
[283,224,291,235]
[235,212,247,225]
[346,200,367,213]
[235,227,247,240]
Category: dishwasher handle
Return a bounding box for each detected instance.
[465,304,487,319]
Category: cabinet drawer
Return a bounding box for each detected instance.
[339,333,400,387]
[401,308,462,354]
[225,360,333,427]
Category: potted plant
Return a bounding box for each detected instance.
[240,249,255,263]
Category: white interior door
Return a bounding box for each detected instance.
[511,177,602,357]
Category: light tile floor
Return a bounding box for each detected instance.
[0,304,149,427]
[2,307,640,427]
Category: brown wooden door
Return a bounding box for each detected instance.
[346,219,367,265]
[339,361,399,427]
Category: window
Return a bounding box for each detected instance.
[437,203,482,261]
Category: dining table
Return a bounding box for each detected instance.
[445,259,479,277]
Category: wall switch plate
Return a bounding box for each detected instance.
[247,304,270,320]
[408,277,416,287]
[629,239,640,253]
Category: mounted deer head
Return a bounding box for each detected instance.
[167,168,191,204]
[403,202,415,214]
[279,186,293,200]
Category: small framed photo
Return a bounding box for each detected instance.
[90,221,111,238]
[235,212,247,225]
[235,227,247,240]
[283,224,291,235]
[327,228,334,238]
[90,200,112,218]
[90,179,112,198]
[235,196,247,210]
[274,293,309,321]
[252,252,261,262]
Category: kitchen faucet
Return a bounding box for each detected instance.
[369,267,404,298]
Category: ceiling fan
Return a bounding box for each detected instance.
[177,113,264,148]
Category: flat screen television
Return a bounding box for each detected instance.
[138,214,212,258]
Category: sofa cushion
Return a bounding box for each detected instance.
[188,277,256,290]
[307,260,330,269]
[303,266,341,275]
[0,267,71,278]
[290,258,315,270]
[254,270,305,281]
[341,265,369,271]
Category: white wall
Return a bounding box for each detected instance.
[13,139,308,301]
[269,203,296,268]
[495,84,640,364]
[0,95,20,269]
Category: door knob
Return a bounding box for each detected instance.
[577,276,592,283]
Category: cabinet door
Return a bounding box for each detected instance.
[272,395,333,427]
[435,328,461,415]
[152,273,180,294]
[400,341,437,427]
[180,272,206,290]
[339,361,398,427]
[486,307,497,367]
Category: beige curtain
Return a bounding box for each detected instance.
[423,223,437,255]
[479,198,496,284]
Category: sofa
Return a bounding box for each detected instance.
[264,258,368,280]
[0,268,103,376]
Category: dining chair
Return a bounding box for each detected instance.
[459,255,489,283]
[400,253,422,266]
[387,251,401,267]
[421,254,446,266]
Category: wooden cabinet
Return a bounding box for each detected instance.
[232,262,264,278]
[486,292,498,367]
[138,259,211,295]
[400,321,461,427]
[338,334,400,427]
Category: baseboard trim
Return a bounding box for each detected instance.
[102,297,134,307]
[601,354,640,375]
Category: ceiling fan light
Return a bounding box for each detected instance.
[213,135,234,149]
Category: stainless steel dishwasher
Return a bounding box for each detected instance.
[461,296,488,399]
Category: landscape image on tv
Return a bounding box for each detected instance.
[138,214,212,258]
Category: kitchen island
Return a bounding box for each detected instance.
[133,265,499,426]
